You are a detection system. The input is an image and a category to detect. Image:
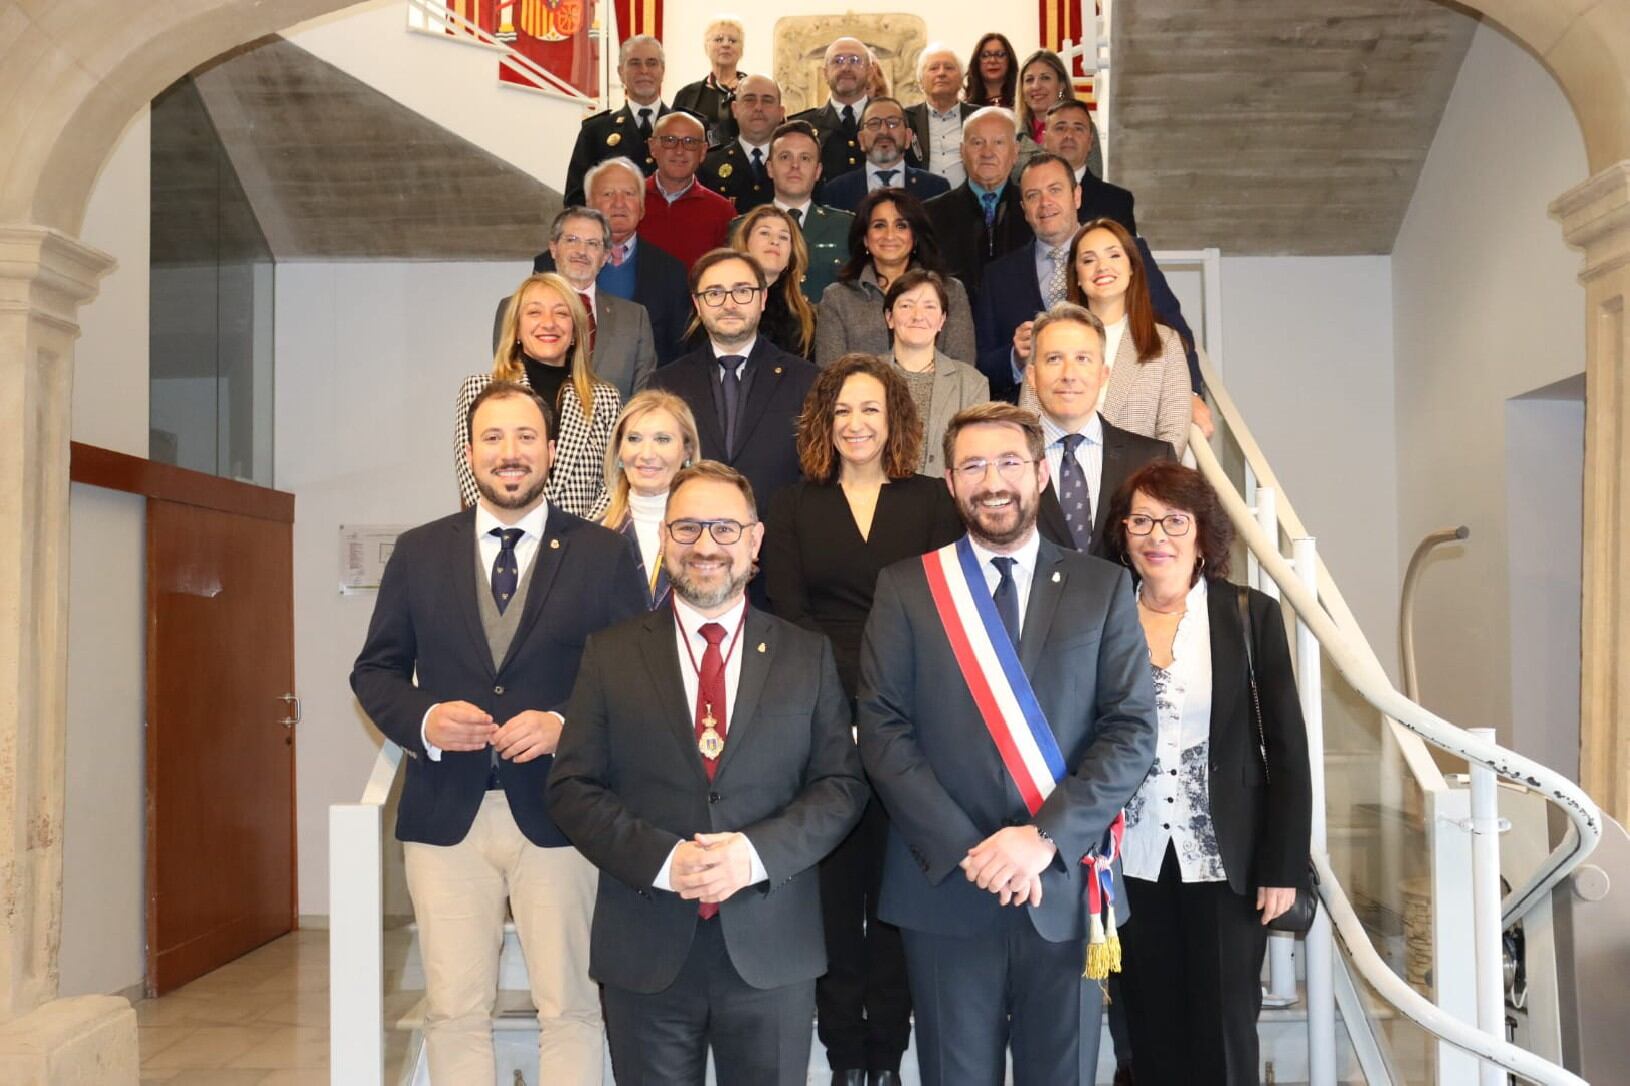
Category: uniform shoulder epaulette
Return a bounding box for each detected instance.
[581,109,614,127]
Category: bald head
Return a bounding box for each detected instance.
[824,37,869,104]
[732,74,785,144]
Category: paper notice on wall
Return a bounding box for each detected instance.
[340,525,410,592]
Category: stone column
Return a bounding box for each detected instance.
[1554,163,1630,827]
[0,226,136,1081]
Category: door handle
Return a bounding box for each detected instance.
[278,692,301,730]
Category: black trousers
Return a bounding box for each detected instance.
[602,917,815,1085]
[816,796,912,1071]
[1119,844,1269,1085]
[902,907,1102,1085]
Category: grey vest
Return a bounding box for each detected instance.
[475,533,541,673]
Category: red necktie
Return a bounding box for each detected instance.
[578,291,597,353]
[693,621,728,919]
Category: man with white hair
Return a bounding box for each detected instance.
[924,107,1033,306]
[564,35,670,206]
[904,43,976,188]
[789,36,872,190]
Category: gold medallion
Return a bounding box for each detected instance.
[698,727,724,759]
[718,163,734,179]
[607,132,622,146]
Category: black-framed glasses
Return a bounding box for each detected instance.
[666,518,755,545]
[1124,513,1193,537]
[656,134,707,150]
[952,456,1036,482]
[979,49,1010,61]
[861,117,905,132]
[694,285,763,307]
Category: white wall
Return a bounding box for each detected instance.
[1217,255,1401,672]
[60,108,151,998]
[274,259,530,917]
[1391,18,1587,741]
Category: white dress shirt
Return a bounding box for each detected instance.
[421,502,550,760]
[654,594,769,889]
[774,198,814,225]
[967,527,1042,633]
[738,138,770,170]
[924,104,966,187]
[1041,410,1105,524]
[710,336,758,369]
[1121,578,1227,883]
[831,95,869,122]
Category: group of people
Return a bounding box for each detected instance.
[352,20,1313,1086]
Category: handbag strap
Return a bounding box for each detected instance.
[1236,585,1270,785]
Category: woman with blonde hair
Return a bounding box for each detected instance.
[600,390,701,608]
[672,16,745,144]
[455,272,621,517]
[731,203,817,359]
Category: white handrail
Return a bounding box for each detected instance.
[1190,429,1601,1084]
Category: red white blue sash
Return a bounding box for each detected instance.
[921,536,1065,815]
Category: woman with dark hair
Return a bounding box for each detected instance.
[456,272,620,517]
[963,32,1017,108]
[731,203,817,359]
[880,268,989,476]
[1102,461,1312,1086]
[814,188,976,367]
[1049,216,1193,455]
[764,354,962,1086]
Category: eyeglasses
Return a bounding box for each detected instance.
[979,49,1010,61]
[1124,513,1193,537]
[655,135,707,150]
[952,456,1036,482]
[829,53,867,68]
[694,284,764,307]
[557,233,606,251]
[666,518,754,545]
[862,117,905,132]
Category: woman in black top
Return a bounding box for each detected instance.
[732,204,817,360]
[764,354,962,1085]
[671,17,744,144]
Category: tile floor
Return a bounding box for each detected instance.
[135,928,408,1086]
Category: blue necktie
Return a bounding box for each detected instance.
[991,556,1021,646]
[490,527,524,614]
[876,168,898,189]
[1056,433,1093,551]
[980,190,998,228]
[719,356,744,455]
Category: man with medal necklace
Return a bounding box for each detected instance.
[550,459,868,1084]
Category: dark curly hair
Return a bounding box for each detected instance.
[795,353,923,483]
[1102,461,1233,585]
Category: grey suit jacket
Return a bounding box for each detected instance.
[857,534,1157,941]
[815,266,976,368]
[491,291,657,401]
[549,605,868,993]
[880,349,990,477]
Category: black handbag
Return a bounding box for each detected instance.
[1236,586,1320,935]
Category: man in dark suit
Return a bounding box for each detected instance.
[699,74,784,214]
[857,400,1157,1085]
[495,207,656,398]
[904,44,976,188]
[1024,304,1173,558]
[925,107,1033,309]
[564,35,670,206]
[550,460,868,1084]
[788,36,871,192]
[650,248,816,515]
[763,120,853,301]
[351,381,646,1085]
[818,97,951,213]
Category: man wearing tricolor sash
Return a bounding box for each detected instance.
[857,401,1158,1085]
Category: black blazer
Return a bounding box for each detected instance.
[699,140,774,213]
[563,103,669,206]
[1037,417,1175,557]
[818,165,951,214]
[1203,582,1313,894]
[857,535,1158,940]
[549,605,869,993]
[764,475,964,697]
[648,338,817,513]
[925,182,1034,309]
[1076,170,1137,234]
[350,506,647,847]
[532,245,690,366]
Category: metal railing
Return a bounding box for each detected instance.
[1191,346,1602,1085]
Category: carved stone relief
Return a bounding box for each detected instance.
[773,14,929,114]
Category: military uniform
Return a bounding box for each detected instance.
[563,102,670,206]
[789,102,865,200]
[700,140,774,214]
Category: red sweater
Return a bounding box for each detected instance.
[639,176,735,272]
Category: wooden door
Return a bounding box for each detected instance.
[146,498,296,995]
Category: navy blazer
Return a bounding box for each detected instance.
[350,506,647,848]
[857,535,1158,941]
[819,165,951,213]
[534,243,690,366]
[648,338,817,513]
[1036,418,1175,556]
[1076,170,1137,235]
[973,237,1205,401]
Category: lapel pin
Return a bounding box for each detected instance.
[550,538,561,550]
[774,366,783,375]
[1052,571,1062,583]
[757,642,767,653]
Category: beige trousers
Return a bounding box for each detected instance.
[403,790,602,1085]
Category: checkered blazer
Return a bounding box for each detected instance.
[454,372,621,519]
[1020,322,1192,458]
